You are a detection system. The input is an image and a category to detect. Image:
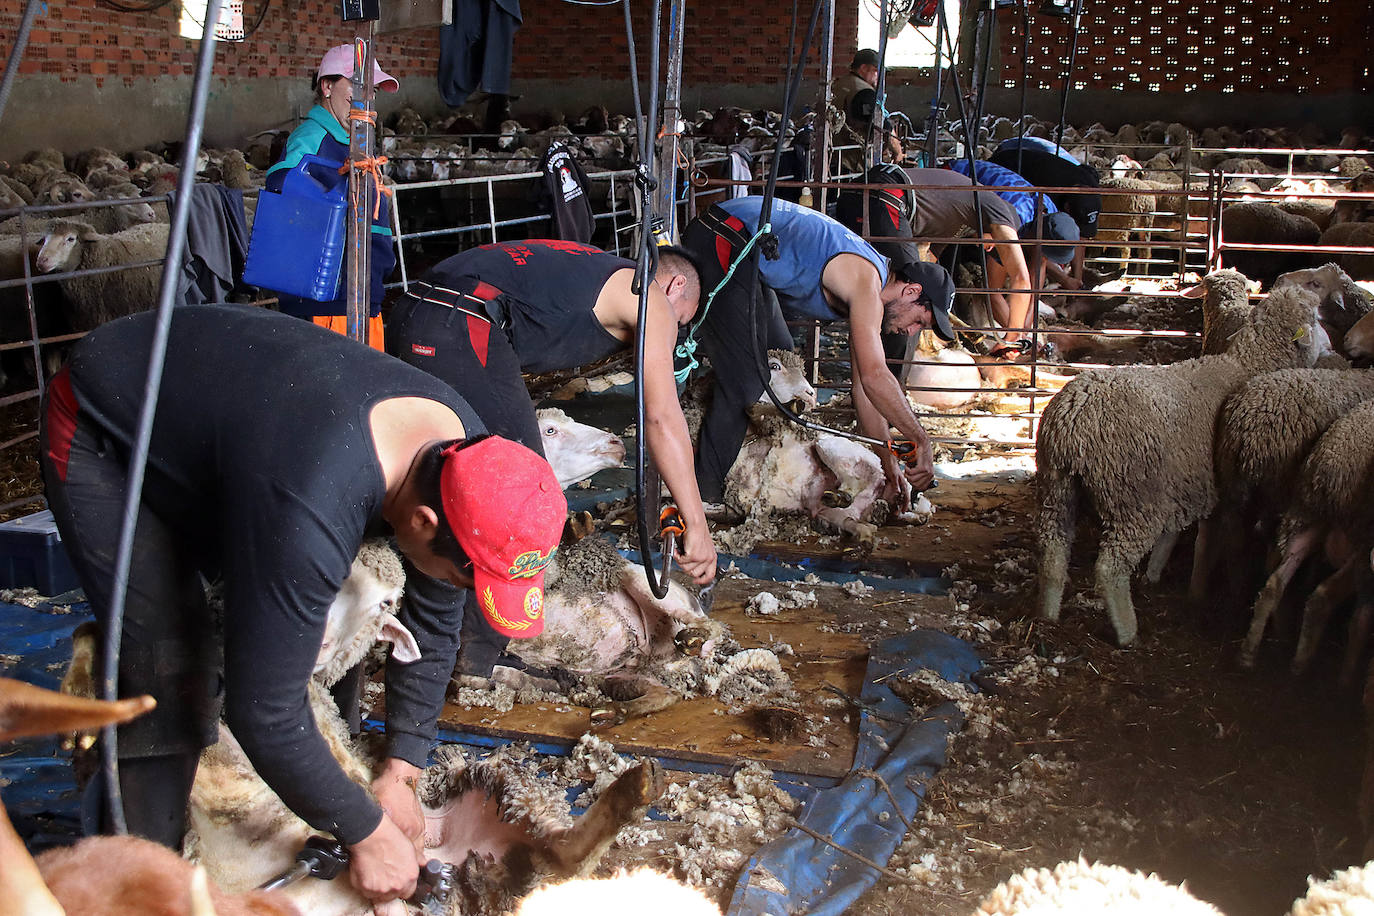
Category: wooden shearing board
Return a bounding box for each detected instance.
[434,601,867,778]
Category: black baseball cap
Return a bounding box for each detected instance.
[1018,210,1080,265]
[894,260,956,341]
[851,49,880,70]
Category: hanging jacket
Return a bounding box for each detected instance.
[535,141,595,243]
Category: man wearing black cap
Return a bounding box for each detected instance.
[831,48,903,174]
[836,166,1052,360]
[989,140,1101,287]
[680,196,957,505]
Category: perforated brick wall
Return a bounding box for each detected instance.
[996,0,1373,95]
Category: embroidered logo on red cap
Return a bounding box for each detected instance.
[509,548,555,579]
[482,585,541,633]
[523,587,543,621]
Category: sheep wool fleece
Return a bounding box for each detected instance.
[40,304,484,848]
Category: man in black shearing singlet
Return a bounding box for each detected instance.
[388,240,717,598]
[39,304,567,909]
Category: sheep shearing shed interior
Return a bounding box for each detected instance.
[1,0,1374,915]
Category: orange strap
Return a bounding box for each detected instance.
[337,108,393,220]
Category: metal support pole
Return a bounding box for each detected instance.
[101,0,223,834]
[811,0,835,211]
[870,0,890,170]
[653,0,686,241]
[0,0,43,126]
[925,0,947,166]
[345,30,378,345]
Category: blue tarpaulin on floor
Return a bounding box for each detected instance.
[727,629,983,916]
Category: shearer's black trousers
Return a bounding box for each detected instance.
[41,375,217,848]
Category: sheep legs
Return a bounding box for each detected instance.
[1037,472,1078,623]
[1145,528,1180,585]
[543,760,665,876]
[1342,593,1374,688]
[1095,547,1141,647]
[1293,551,1363,674]
[1189,516,1218,604]
[1240,526,1321,669]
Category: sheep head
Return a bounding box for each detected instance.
[34,220,99,273]
[314,539,415,687]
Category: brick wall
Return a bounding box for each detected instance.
[2,0,1370,96]
[511,4,861,88]
[0,0,439,89]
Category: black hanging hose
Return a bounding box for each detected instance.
[1014,0,1030,175]
[99,0,223,834]
[622,0,672,599]
[1052,0,1084,159]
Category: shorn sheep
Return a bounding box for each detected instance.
[1037,266,1344,646]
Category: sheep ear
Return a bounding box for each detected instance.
[378,611,421,664]
[78,226,100,241]
[1179,283,1205,299]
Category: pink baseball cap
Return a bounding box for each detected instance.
[317,43,400,93]
[440,436,567,639]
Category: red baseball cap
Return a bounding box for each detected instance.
[440,437,566,638]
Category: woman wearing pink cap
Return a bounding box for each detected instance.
[263,44,401,349]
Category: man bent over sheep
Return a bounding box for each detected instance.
[38,305,567,909]
[680,195,957,505]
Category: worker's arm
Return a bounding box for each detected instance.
[989,222,1033,343]
[601,270,717,584]
[848,367,913,510]
[826,256,936,491]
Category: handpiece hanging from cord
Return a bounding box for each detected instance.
[622,0,676,600]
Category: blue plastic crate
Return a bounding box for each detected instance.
[0,510,80,597]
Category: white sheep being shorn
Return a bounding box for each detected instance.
[970,857,1223,915]
[189,540,665,916]
[537,407,626,489]
[1037,267,1343,646]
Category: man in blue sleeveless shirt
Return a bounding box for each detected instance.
[681,197,956,505]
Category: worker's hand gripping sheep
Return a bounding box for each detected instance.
[1037,265,1346,646]
[719,351,933,550]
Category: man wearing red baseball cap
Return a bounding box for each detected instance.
[39,304,565,907]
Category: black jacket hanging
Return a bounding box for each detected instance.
[535,141,595,243]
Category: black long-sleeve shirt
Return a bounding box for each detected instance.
[67,304,483,844]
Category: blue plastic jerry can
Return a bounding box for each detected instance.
[242,154,349,302]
